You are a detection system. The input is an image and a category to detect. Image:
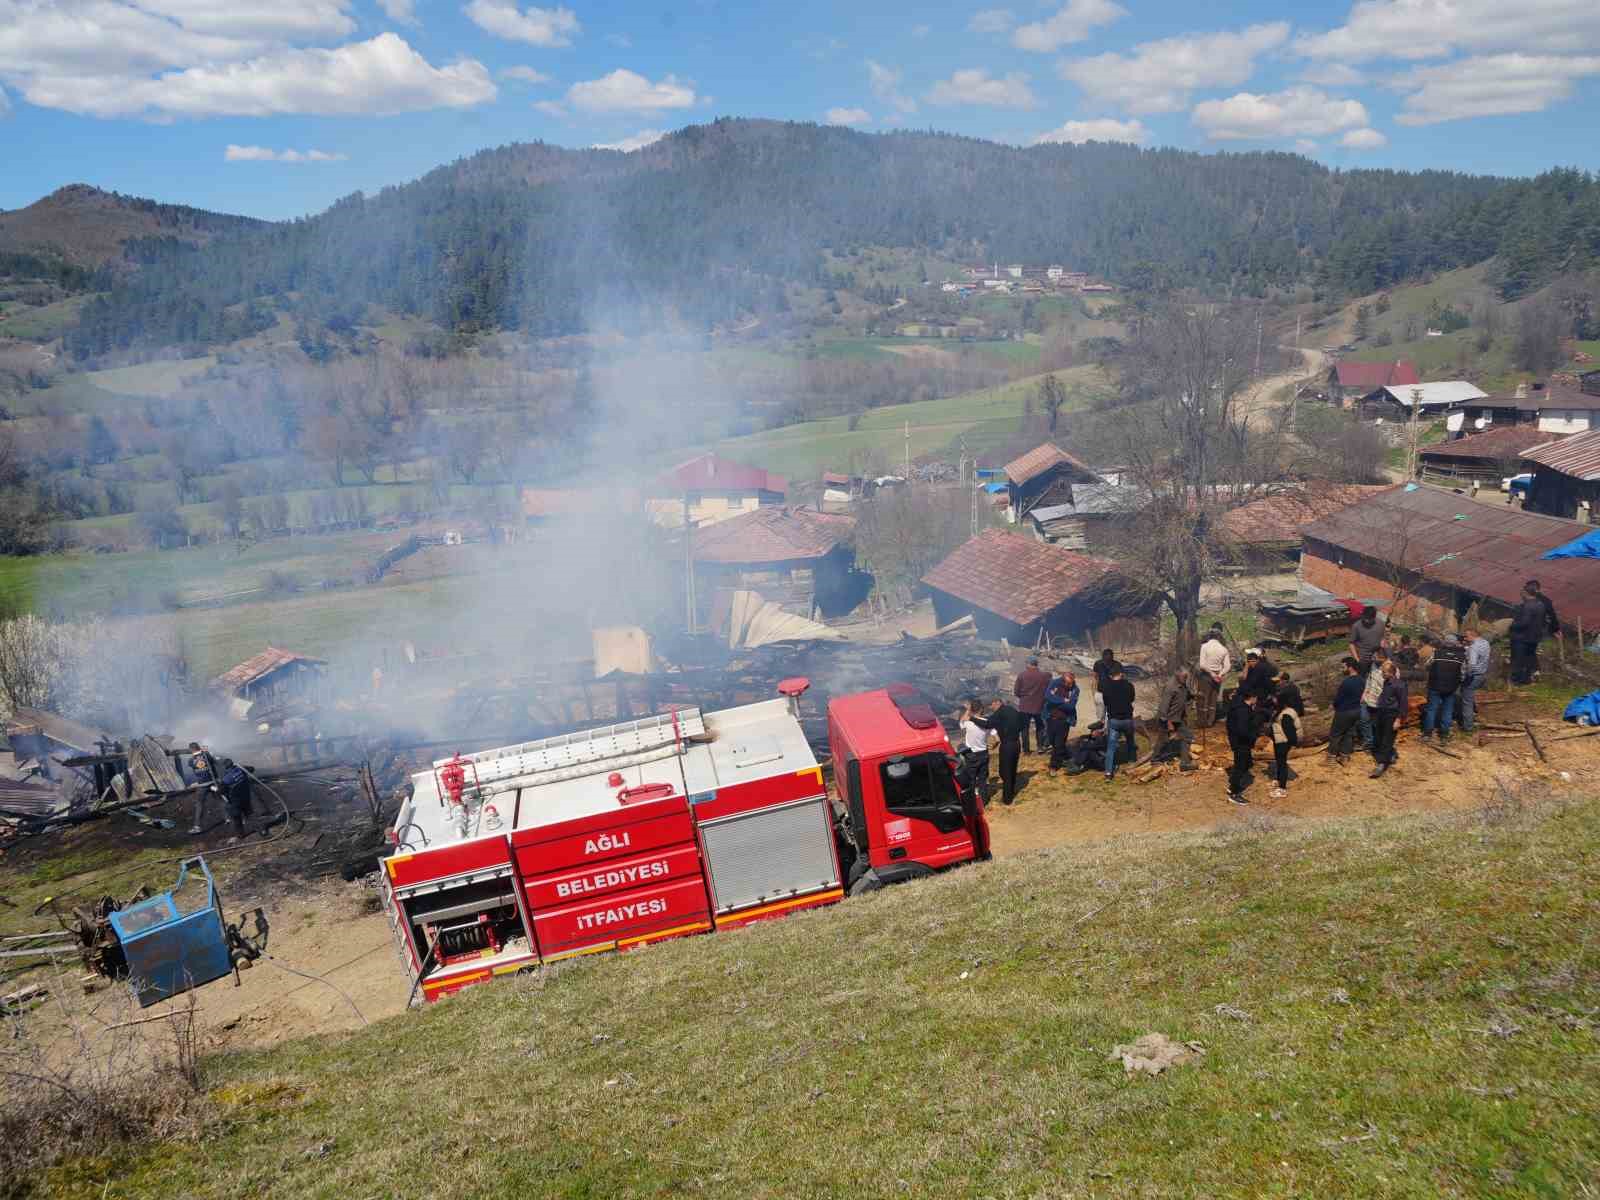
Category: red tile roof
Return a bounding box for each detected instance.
[656,454,787,497]
[921,529,1121,626]
[1523,429,1600,482]
[1417,425,1558,463]
[211,647,326,692]
[1003,442,1095,487]
[1334,360,1420,390]
[1218,485,1392,546]
[690,506,855,565]
[1300,483,1599,628]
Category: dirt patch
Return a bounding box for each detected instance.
[880,343,961,365]
[986,709,1598,857]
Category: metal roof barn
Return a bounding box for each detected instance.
[1299,483,1600,630]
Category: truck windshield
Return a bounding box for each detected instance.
[879,753,958,815]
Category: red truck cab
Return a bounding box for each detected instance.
[828,683,990,893]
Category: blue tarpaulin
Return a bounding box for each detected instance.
[1562,689,1600,724]
[1542,528,1600,560]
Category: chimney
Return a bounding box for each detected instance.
[1515,382,1528,399]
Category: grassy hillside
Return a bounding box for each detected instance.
[701,364,1111,479]
[42,796,1598,1198]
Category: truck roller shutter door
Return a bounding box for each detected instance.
[700,796,839,914]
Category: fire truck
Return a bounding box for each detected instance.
[381,679,990,1003]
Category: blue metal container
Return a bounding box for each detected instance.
[109,856,234,1007]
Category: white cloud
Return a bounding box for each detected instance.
[566,68,695,113]
[1340,126,1388,147]
[16,32,494,117]
[500,64,551,84]
[912,24,931,38]
[0,82,9,116]
[1031,116,1148,144]
[1296,0,1600,62]
[1060,22,1290,113]
[926,68,1038,109]
[464,0,579,47]
[118,1,356,42]
[1301,62,1366,86]
[969,9,1014,34]
[1394,52,1600,123]
[225,143,347,161]
[825,106,871,125]
[1013,0,1126,53]
[1192,86,1369,140]
[376,0,417,26]
[592,128,664,152]
[867,59,916,115]
[1295,139,1319,152]
[532,98,566,116]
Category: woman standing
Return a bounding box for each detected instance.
[1268,682,1303,799]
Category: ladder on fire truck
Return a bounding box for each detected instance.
[431,707,710,799]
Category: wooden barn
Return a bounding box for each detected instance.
[921,529,1157,647]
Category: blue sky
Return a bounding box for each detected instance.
[1,0,1597,220]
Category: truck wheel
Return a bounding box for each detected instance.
[848,870,884,896]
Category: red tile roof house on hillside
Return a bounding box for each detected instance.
[646,453,787,530]
[1003,442,1100,522]
[1327,359,1419,407]
[922,529,1159,647]
[1298,483,1600,634]
[688,506,867,623]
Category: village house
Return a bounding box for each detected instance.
[1326,359,1419,407]
[1023,481,1137,552]
[1416,424,1556,485]
[1360,380,1486,421]
[1298,483,1599,635]
[1450,379,1600,435]
[1523,429,1600,522]
[1216,484,1391,571]
[646,453,787,530]
[687,505,866,626]
[212,647,327,718]
[1003,442,1100,522]
[921,529,1157,647]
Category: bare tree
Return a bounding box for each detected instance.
[1100,305,1289,662]
[1037,373,1067,433]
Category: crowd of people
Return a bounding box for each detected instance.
[955,578,1563,809]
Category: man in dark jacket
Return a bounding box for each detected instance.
[1225,690,1259,805]
[1100,665,1137,780]
[1370,662,1408,778]
[1528,579,1561,677]
[216,758,254,840]
[1091,648,1119,723]
[1155,669,1196,771]
[1013,656,1051,754]
[1509,583,1546,684]
[1327,657,1364,764]
[1422,637,1464,742]
[972,699,1029,805]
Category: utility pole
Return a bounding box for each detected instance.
[904,419,910,483]
[1407,385,1424,481]
[1254,311,1263,378]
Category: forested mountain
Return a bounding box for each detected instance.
[53,120,1600,355]
[0,184,264,270]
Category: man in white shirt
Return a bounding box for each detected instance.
[958,698,994,802]
[1459,626,1491,733]
[1195,626,1231,728]
[1358,646,1389,753]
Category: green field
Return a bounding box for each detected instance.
[0,293,91,341]
[26,795,1600,1197]
[86,356,217,397]
[699,364,1111,479]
